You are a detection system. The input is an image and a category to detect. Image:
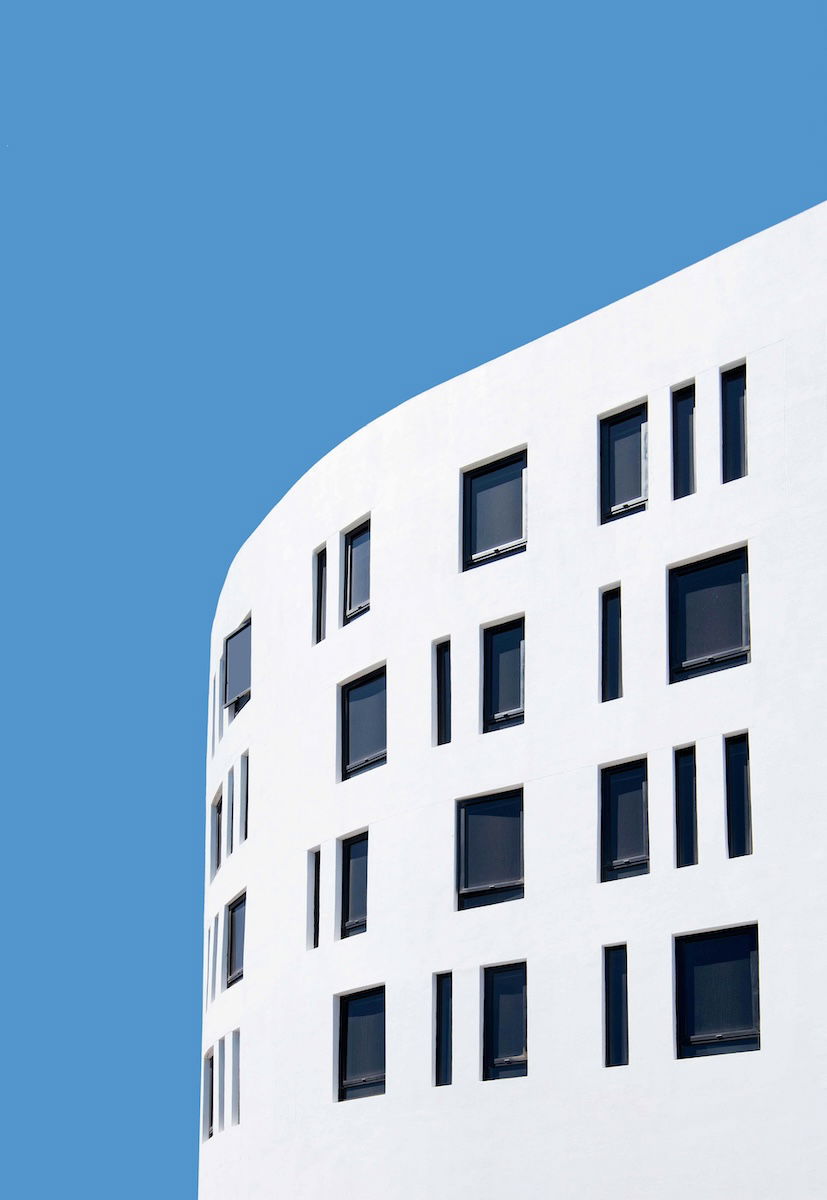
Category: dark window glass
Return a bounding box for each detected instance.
[314,547,327,643]
[344,521,370,622]
[483,963,527,1080]
[669,548,749,682]
[725,734,752,858]
[675,746,698,868]
[341,833,368,937]
[435,973,452,1087]
[600,404,647,522]
[205,1052,214,1138]
[601,588,622,702]
[721,365,747,483]
[604,945,628,1067]
[342,668,387,779]
[676,926,759,1058]
[226,894,245,986]
[601,760,649,882]
[339,987,385,1100]
[213,796,222,873]
[312,849,321,950]
[483,619,524,731]
[672,384,696,499]
[435,640,452,746]
[458,790,523,909]
[224,621,251,713]
[462,451,526,569]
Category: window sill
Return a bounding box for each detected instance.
[463,539,526,571]
[342,751,387,780]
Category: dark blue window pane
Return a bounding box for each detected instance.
[601,405,646,521]
[601,761,648,881]
[604,945,628,1067]
[225,622,251,707]
[459,791,523,908]
[345,523,370,620]
[669,549,749,682]
[435,973,452,1087]
[483,619,524,730]
[726,734,752,858]
[675,746,698,868]
[677,927,759,1058]
[227,895,245,984]
[436,640,451,746]
[340,988,385,1100]
[314,548,326,643]
[484,963,527,1080]
[312,849,320,949]
[601,588,622,702]
[463,453,526,567]
[343,669,387,777]
[672,384,696,499]
[722,365,747,483]
[342,833,368,936]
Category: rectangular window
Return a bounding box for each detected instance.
[604,945,628,1067]
[204,1051,214,1139]
[310,848,321,949]
[669,547,750,683]
[483,618,525,731]
[341,667,387,779]
[343,520,371,623]
[224,620,251,714]
[725,733,752,858]
[341,832,368,938]
[240,753,249,842]
[674,746,698,868]
[314,546,327,643]
[211,794,222,875]
[483,963,527,1080]
[226,767,234,857]
[671,383,696,500]
[339,987,385,1101]
[600,760,649,882]
[600,403,647,522]
[435,639,452,746]
[435,973,452,1086]
[226,893,246,987]
[462,450,526,569]
[457,789,523,910]
[231,1029,240,1126]
[721,364,747,482]
[676,925,759,1058]
[601,587,622,702]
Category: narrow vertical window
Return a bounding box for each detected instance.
[672,383,696,499]
[341,832,368,937]
[483,963,527,1080]
[212,794,222,874]
[204,1051,214,1139]
[217,1037,226,1132]
[435,973,452,1086]
[600,760,649,882]
[721,364,747,482]
[226,894,246,986]
[725,733,752,858]
[343,520,371,623]
[601,587,622,702]
[600,403,647,522]
[231,1029,241,1126]
[226,767,234,857]
[604,945,628,1067]
[314,546,327,643]
[483,618,525,731]
[674,746,698,868]
[240,753,249,842]
[339,987,386,1100]
[435,639,452,746]
[310,848,321,949]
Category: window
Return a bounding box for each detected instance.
[230,1029,240,1126]
[674,746,698,868]
[338,987,385,1100]
[341,832,368,938]
[211,793,222,875]
[604,945,628,1067]
[675,925,759,1058]
[226,767,234,857]
[343,520,370,623]
[314,546,327,643]
[600,760,648,882]
[240,753,249,842]
[226,893,246,987]
[435,973,452,1086]
[671,383,696,499]
[721,364,747,482]
[483,618,524,731]
[669,548,750,683]
[601,588,622,702]
[341,667,387,779]
[462,451,526,569]
[483,963,527,1080]
[457,790,523,910]
[725,733,752,858]
[435,640,451,746]
[310,848,321,949]
[224,620,251,714]
[204,1051,214,1139]
[600,403,647,522]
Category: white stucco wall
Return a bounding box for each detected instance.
[199,202,827,1199]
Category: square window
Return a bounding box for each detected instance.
[600,404,647,522]
[676,925,759,1058]
[600,760,649,882]
[483,619,525,731]
[226,893,246,987]
[462,451,526,569]
[669,548,750,683]
[224,620,251,714]
[343,521,371,623]
[338,987,385,1100]
[341,668,387,779]
[341,832,368,938]
[457,790,523,910]
[483,963,527,1080]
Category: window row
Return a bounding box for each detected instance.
[339,923,760,1102]
[210,753,249,878]
[202,1028,241,1141]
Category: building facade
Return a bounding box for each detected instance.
[199,203,827,1199]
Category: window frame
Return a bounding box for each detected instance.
[721,363,747,483]
[457,789,524,910]
[600,586,622,702]
[314,545,327,644]
[462,450,527,571]
[483,962,528,1081]
[671,382,696,500]
[482,617,525,732]
[725,733,752,858]
[434,972,452,1087]
[340,666,387,780]
[674,744,698,868]
[435,639,452,746]
[675,924,760,1058]
[600,759,649,882]
[338,986,386,1101]
[340,831,368,938]
[343,519,371,624]
[604,944,629,1068]
[204,1050,215,1140]
[223,619,252,714]
[225,892,246,988]
[600,402,648,523]
[668,547,750,683]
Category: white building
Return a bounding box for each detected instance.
[199,203,827,1200]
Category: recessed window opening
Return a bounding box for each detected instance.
[341,832,368,938]
[314,546,327,643]
[483,618,525,732]
[240,753,249,842]
[725,733,752,858]
[604,945,629,1067]
[669,547,750,683]
[483,963,527,1080]
[226,767,234,857]
[204,1051,214,1140]
[341,667,387,780]
[435,639,452,746]
[231,1029,241,1126]
[721,364,747,482]
[672,383,696,500]
[343,520,371,623]
[674,745,698,868]
[676,925,759,1058]
[462,450,527,570]
[435,973,452,1086]
[211,793,223,875]
[457,790,523,910]
[224,619,251,715]
[339,987,385,1101]
[309,848,321,949]
[600,760,649,882]
[601,587,622,702]
[600,403,647,522]
[226,893,246,987]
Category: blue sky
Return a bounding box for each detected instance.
[2,2,825,1195]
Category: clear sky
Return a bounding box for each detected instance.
[2,2,825,1195]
